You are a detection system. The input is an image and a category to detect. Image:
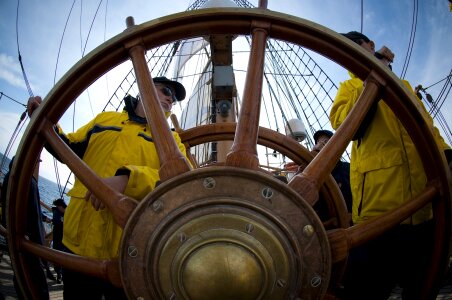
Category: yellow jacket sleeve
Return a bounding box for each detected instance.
[330,77,363,130]
[120,132,190,200]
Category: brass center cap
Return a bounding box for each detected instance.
[181,243,263,300]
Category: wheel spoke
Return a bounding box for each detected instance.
[20,238,122,287]
[288,71,385,205]
[226,21,270,169]
[180,123,350,229]
[328,184,438,263]
[125,17,191,181]
[41,119,137,228]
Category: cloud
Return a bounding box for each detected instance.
[0,53,26,89]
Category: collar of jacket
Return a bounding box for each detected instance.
[126,110,147,124]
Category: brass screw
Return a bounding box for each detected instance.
[152,200,163,212]
[303,225,314,237]
[276,279,286,288]
[311,275,322,287]
[179,232,187,243]
[245,223,254,233]
[128,246,138,258]
[261,187,273,199]
[203,177,216,189]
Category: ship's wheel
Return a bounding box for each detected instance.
[5,4,451,300]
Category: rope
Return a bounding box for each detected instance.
[0,92,27,107]
[53,158,63,196]
[360,0,364,33]
[423,73,452,90]
[0,111,27,175]
[103,0,110,99]
[54,0,77,85]
[81,0,104,57]
[400,0,418,79]
[16,0,33,97]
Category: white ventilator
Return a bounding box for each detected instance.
[285,118,307,142]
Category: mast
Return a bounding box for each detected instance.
[209,34,236,162]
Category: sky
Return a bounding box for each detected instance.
[0,0,451,184]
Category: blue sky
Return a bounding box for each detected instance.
[0,0,451,181]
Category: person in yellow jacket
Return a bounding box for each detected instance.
[330,31,452,299]
[27,76,189,300]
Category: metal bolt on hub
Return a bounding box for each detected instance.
[203,177,216,189]
[261,187,273,199]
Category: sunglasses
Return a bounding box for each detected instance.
[155,84,177,102]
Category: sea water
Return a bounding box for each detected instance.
[0,153,70,233]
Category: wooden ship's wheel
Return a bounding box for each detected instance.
[5,3,452,299]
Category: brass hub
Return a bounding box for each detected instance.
[181,242,262,299]
[120,167,331,299]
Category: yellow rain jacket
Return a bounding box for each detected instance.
[59,110,188,259]
[330,73,450,225]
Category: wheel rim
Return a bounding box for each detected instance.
[6,7,450,299]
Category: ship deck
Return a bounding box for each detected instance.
[0,253,62,299]
[1,251,452,299]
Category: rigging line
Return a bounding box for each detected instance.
[0,92,27,107]
[401,0,419,78]
[76,0,102,124]
[401,0,418,78]
[61,176,72,199]
[400,0,415,77]
[360,0,364,33]
[53,157,63,196]
[0,110,27,173]
[262,76,277,131]
[87,88,95,117]
[429,71,451,115]
[16,0,33,97]
[262,39,301,119]
[424,101,452,144]
[54,0,77,85]
[79,0,83,56]
[423,73,452,90]
[82,0,104,57]
[434,111,452,144]
[268,39,333,131]
[103,0,110,98]
[263,42,303,130]
[432,82,451,119]
[52,0,78,204]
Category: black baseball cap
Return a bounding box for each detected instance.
[53,198,67,208]
[313,130,333,143]
[153,76,186,101]
[341,31,371,45]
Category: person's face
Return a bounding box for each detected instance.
[312,134,330,153]
[155,83,175,112]
[359,39,375,55]
[134,83,175,117]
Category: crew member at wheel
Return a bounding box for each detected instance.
[330,31,452,299]
[27,76,189,300]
